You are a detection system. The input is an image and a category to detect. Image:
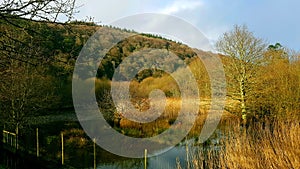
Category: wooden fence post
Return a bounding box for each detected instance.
[93,138,96,169]
[61,132,64,165]
[36,128,39,157]
[144,149,147,169]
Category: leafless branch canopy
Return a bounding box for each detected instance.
[0,0,76,23]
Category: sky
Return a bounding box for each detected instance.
[73,0,300,52]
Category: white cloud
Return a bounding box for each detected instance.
[160,0,203,15]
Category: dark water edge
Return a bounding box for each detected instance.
[0,137,220,169]
[0,145,67,169]
[0,142,189,169]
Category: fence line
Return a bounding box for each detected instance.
[2,130,17,151]
[2,128,151,168]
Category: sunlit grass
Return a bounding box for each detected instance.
[180,118,300,169]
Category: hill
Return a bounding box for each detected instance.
[0,16,299,132]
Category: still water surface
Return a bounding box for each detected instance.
[0,145,188,169]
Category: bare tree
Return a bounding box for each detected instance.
[216,25,267,119]
[0,0,76,23]
[0,31,59,135]
[0,60,56,132]
[0,0,77,64]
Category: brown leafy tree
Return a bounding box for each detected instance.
[253,44,300,118]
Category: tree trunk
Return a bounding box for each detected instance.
[240,78,247,118]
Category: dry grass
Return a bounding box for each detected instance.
[114,97,236,138]
[220,119,300,169]
[62,128,89,148]
[184,118,300,169]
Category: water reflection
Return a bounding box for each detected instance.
[0,120,226,169]
[95,146,186,169]
[1,136,223,169]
